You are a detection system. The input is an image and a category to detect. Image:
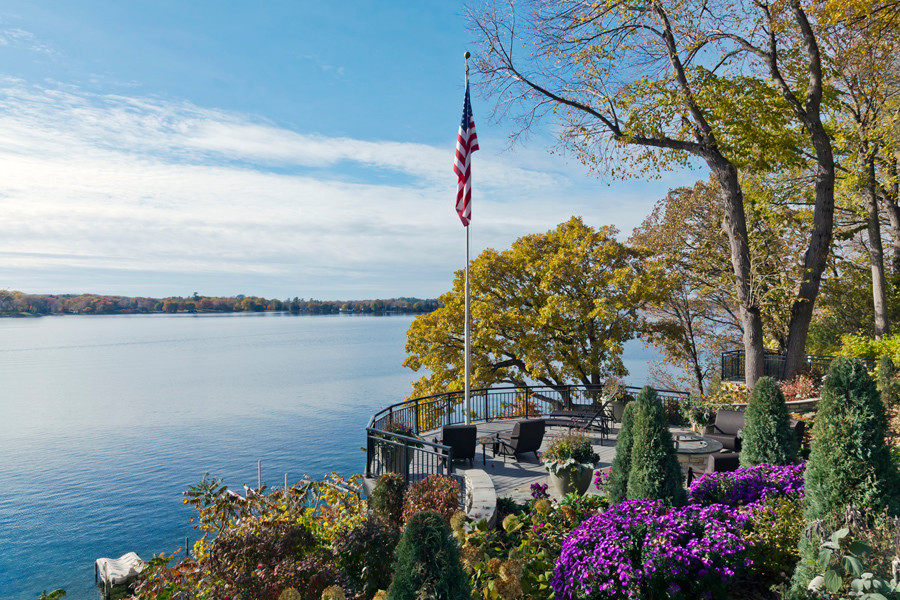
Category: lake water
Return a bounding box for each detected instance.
[0,313,658,600]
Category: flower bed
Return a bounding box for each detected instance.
[551,499,750,600]
[687,462,805,507]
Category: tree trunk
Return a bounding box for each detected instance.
[710,159,765,386]
[883,155,900,277]
[863,147,889,337]
[782,122,835,379]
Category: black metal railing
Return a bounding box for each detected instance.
[720,350,873,381]
[365,383,690,484]
[365,428,456,483]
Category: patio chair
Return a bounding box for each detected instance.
[789,418,806,447]
[438,424,477,466]
[705,410,745,451]
[496,418,545,461]
[705,451,741,474]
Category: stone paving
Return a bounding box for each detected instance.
[427,419,618,502]
[427,419,712,502]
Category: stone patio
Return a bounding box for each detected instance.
[426,419,616,502]
[428,419,717,502]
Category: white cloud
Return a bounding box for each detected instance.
[0,81,688,296]
[0,27,55,55]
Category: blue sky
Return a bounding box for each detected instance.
[0,1,696,299]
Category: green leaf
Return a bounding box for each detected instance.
[832,528,850,542]
[843,555,863,576]
[849,541,872,555]
[824,569,843,593]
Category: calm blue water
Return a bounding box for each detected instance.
[0,313,658,600]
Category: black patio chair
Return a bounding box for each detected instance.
[789,418,806,448]
[438,424,477,467]
[705,410,745,451]
[496,418,545,462]
[705,451,741,474]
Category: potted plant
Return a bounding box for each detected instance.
[376,421,422,475]
[681,394,716,434]
[542,431,600,496]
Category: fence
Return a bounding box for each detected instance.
[365,383,689,483]
[719,350,872,381]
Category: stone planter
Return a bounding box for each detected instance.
[378,445,413,475]
[548,465,594,496]
[610,400,627,422]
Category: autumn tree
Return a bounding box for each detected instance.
[822,7,900,337]
[632,177,808,393]
[403,217,670,399]
[470,0,844,384]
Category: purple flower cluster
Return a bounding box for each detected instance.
[531,482,549,499]
[687,462,805,508]
[593,469,611,490]
[552,500,751,600]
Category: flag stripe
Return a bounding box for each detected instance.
[454,81,478,226]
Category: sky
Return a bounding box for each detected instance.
[0,1,697,299]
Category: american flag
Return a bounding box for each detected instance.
[453,80,479,226]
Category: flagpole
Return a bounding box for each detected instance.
[463,50,471,426]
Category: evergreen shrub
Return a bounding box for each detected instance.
[792,357,900,591]
[626,386,686,505]
[370,473,404,529]
[740,376,798,467]
[387,510,471,600]
[606,400,636,504]
[877,355,900,410]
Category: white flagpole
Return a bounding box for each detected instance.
[464,51,472,426]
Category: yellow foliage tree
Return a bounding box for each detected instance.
[403,217,670,399]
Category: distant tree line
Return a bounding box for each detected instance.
[0,290,440,317]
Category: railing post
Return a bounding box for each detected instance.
[448,446,454,475]
[365,432,373,478]
[485,392,489,421]
[414,398,420,435]
[402,440,409,485]
[446,393,452,426]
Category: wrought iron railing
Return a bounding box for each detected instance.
[719,349,869,382]
[365,428,456,483]
[365,383,690,483]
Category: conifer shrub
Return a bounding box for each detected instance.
[386,510,472,600]
[369,473,404,529]
[792,357,900,591]
[606,400,636,504]
[626,386,686,505]
[877,355,900,410]
[740,376,798,467]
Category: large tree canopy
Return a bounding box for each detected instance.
[402,217,669,399]
[468,0,855,383]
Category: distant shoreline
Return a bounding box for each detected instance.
[0,291,441,318]
[0,309,431,318]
